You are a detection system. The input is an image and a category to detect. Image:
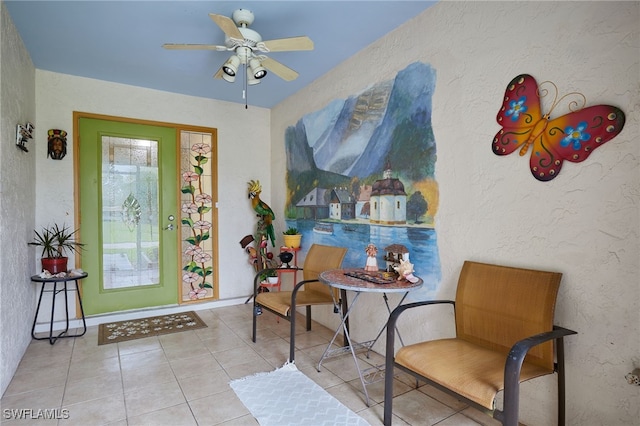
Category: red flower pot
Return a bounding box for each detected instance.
[41,257,68,274]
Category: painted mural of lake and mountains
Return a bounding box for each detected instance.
[283,62,441,300]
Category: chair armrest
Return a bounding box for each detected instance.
[501,325,578,425]
[385,300,455,366]
[507,325,577,368]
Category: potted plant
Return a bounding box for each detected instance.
[282,227,302,249]
[29,224,84,274]
[259,269,279,284]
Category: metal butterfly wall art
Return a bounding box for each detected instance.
[492,74,625,181]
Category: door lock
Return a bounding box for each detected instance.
[164,215,175,230]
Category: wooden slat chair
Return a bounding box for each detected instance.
[383,261,577,426]
[251,244,347,362]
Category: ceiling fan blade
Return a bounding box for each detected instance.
[213,67,224,79]
[209,13,243,40]
[261,57,299,81]
[163,43,228,51]
[260,36,314,52]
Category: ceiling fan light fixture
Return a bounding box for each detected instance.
[222,55,240,77]
[248,58,267,79]
[246,68,261,86]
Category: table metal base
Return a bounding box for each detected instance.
[31,274,87,345]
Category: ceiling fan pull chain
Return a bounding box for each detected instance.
[244,63,248,109]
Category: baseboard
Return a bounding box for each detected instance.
[32,296,247,334]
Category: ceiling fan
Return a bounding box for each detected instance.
[163,9,314,85]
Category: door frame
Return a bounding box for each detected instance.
[72,112,219,314]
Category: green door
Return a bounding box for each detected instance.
[78,118,178,315]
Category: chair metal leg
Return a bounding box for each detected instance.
[251,273,261,343]
[383,301,400,426]
[557,337,567,426]
[306,305,311,331]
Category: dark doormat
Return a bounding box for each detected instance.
[98,311,207,345]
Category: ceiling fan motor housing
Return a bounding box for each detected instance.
[232,9,255,27]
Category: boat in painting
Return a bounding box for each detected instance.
[313,222,333,235]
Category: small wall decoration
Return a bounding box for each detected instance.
[47,129,68,159]
[16,122,34,152]
[492,74,626,181]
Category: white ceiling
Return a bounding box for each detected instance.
[5,1,437,108]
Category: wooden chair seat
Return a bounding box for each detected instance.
[256,290,342,317]
[395,338,553,410]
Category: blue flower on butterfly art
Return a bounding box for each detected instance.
[505,97,528,121]
[560,121,590,150]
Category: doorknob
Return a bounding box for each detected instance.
[164,215,175,230]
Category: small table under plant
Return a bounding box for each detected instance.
[30,272,88,345]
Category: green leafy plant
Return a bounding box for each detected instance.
[283,227,299,235]
[259,269,278,282]
[29,224,84,258]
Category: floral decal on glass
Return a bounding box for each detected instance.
[180,132,216,301]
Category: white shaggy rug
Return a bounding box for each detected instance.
[230,362,370,426]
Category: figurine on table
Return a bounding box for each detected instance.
[364,243,378,271]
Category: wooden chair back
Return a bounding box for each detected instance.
[455,261,561,370]
[301,244,347,299]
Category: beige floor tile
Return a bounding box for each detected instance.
[418,383,468,412]
[201,333,247,354]
[117,336,162,356]
[217,413,259,425]
[119,347,167,370]
[3,302,488,426]
[124,379,186,418]
[14,350,72,373]
[390,388,456,425]
[177,368,231,401]
[70,341,119,362]
[188,389,250,425]
[159,329,204,348]
[298,364,344,389]
[62,373,123,406]
[436,412,485,425]
[212,344,263,369]
[1,385,65,411]
[357,403,411,426]
[66,355,121,382]
[223,359,275,380]
[162,339,211,361]
[21,338,74,361]
[60,393,126,425]
[325,381,371,413]
[3,368,68,396]
[127,402,197,426]
[121,362,175,392]
[169,352,222,380]
[460,407,503,426]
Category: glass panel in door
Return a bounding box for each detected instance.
[102,136,160,289]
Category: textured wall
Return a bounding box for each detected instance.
[0,2,37,396]
[34,70,270,303]
[271,1,639,425]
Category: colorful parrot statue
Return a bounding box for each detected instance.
[247,180,276,247]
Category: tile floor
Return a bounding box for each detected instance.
[1,303,501,425]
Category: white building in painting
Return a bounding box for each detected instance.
[369,162,406,225]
